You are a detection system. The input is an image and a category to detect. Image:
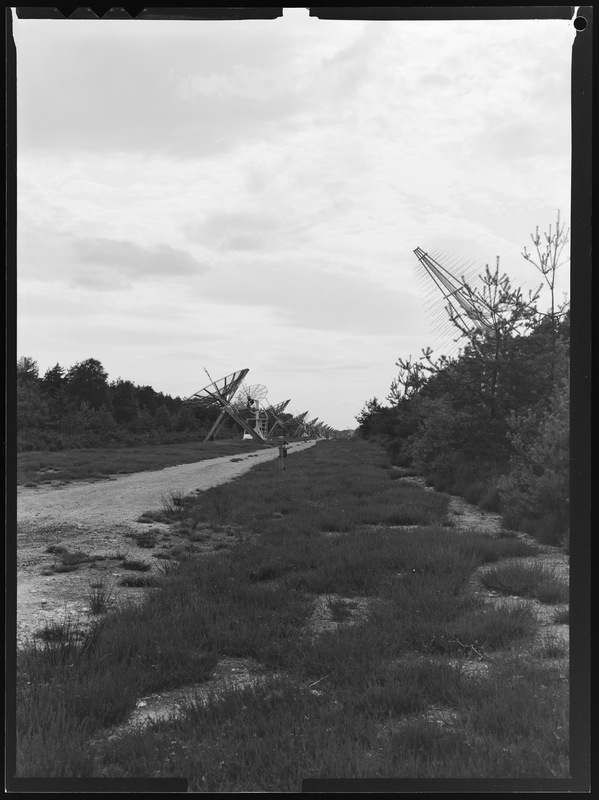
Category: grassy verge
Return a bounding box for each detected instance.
[16,440,567,784]
[17,439,272,486]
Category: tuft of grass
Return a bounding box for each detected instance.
[453,533,538,564]
[33,619,86,644]
[126,529,160,548]
[43,548,106,575]
[534,577,569,605]
[154,558,182,576]
[122,559,152,572]
[363,657,463,717]
[552,606,569,625]
[325,595,355,623]
[161,489,188,519]
[538,634,568,659]
[421,602,539,656]
[479,562,569,604]
[119,576,158,588]
[87,583,114,615]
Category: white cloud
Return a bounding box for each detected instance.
[71,238,207,287]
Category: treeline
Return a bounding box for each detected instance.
[15,357,235,451]
[356,217,569,546]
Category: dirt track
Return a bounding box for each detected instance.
[17,441,316,530]
[16,441,316,645]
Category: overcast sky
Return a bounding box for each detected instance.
[14,9,574,430]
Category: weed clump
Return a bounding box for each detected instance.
[126,529,160,548]
[87,583,114,614]
[43,548,104,575]
[119,576,158,588]
[122,559,152,572]
[552,606,569,625]
[479,562,568,604]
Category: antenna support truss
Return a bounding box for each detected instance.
[413,247,493,333]
[183,368,269,445]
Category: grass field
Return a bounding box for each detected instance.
[15,440,568,786]
[16,439,272,486]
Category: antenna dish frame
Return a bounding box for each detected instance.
[183,368,269,445]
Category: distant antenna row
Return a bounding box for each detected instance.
[182,368,334,444]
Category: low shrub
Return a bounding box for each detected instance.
[434,602,539,654]
[478,562,568,604]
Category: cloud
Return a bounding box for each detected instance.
[198,260,423,336]
[182,209,310,253]
[15,19,312,160]
[70,238,208,289]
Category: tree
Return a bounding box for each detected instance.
[110,379,139,425]
[497,376,569,544]
[40,363,66,396]
[444,260,542,420]
[66,358,110,409]
[387,355,430,404]
[136,385,160,415]
[17,356,39,385]
[155,405,172,431]
[521,211,570,386]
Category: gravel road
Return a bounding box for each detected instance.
[17,441,316,530]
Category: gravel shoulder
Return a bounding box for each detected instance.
[15,441,315,645]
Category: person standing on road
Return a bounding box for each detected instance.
[278,437,289,470]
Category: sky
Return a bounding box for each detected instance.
[14,9,575,430]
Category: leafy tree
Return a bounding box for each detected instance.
[497,377,569,544]
[174,405,198,432]
[17,379,49,429]
[66,359,110,410]
[136,385,160,415]
[17,357,39,385]
[110,379,139,425]
[40,364,66,396]
[155,405,172,430]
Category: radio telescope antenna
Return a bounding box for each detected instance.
[264,399,291,439]
[306,417,320,438]
[233,382,269,440]
[235,382,269,409]
[413,247,493,354]
[291,411,309,438]
[182,368,268,445]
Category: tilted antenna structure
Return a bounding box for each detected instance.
[306,417,320,438]
[233,382,270,440]
[291,411,309,437]
[313,422,327,438]
[183,368,268,445]
[264,399,291,439]
[413,247,493,354]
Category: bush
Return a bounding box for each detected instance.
[498,381,569,544]
[478,562,568,604]
[386,438,412,467]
